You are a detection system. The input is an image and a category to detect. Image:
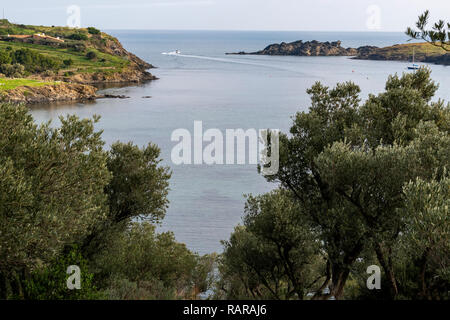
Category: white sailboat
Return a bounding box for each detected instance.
[408,48,419,70]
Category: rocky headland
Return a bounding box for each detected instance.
[227,40,362,56]
[228,40,449,66]
[0,20,157,104]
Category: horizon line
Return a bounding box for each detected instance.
[101,28,408,33]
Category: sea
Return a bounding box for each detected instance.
[29,31,450,255]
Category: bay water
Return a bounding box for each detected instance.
[30,31,450,254]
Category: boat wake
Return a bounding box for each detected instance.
[160,51,313,76]
[161,50,181,55]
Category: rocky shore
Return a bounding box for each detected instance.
[228,40,449,66]
[227,40,362,56]
[1,82,98,104]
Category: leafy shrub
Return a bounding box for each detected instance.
[86,51,97,60]
[41,70,54,77]
[87,27,100,35]
[70,44,87,53]
[11,48,61,73]
[96,222,215,300]
[24,246,104,300]
[67,33,88,41]
[0,63,25,77]
[63,58,74,67]
[0,50,12,65]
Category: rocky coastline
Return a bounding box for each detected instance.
[227,40,363,56]
[0,23,157,105]
[227,40,449,66]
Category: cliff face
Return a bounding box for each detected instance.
[228,40,359,56]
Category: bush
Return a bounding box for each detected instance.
[23,246,104,300]
[10,48,61,73]
[86,51,97,60]
[41,70,55,77]
[71,44,87,53]
[68,33,88,41]
[0,50,12,65]
[87,27,100,35]
[0,63,25,77]
[95,222,215,300]
[63,58,74,67]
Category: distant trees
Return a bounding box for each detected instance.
[0,48,61,76]
[406,10,449,51]
[67,32,88,41]
[218,68,450,300]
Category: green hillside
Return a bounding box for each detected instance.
[0,19,131,77]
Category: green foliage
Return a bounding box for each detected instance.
[24,246,103,300]
[4,48,61,73]
[87,27,101,35]
[106,142,171,224]
[0,103,110,298]
[86,51,97,60]
[63,58,74,66]
[0,78,57,91]
[231,67,450,300]
[0,63,25,77]
[95,222,215,300]
[0,103,188,300]
[67,33,88,41]
[0,25,130,77]
[406,10,449,52]
[0,50,12,65]
[218,190,322,300]
[399,175,450,299]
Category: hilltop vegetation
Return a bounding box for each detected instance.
[354,42,450,65]
[0,20,155,103]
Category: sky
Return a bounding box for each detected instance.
[2,0,450,31]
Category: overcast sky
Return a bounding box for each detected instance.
[2,0,450,31]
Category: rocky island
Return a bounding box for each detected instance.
[227,40,360,56]
[228,39,449,66]
[0,19,156,104]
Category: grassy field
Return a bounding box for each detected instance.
[0,19,115,41]
[0,78,59,91]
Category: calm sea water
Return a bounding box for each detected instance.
[30,31,450,254]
